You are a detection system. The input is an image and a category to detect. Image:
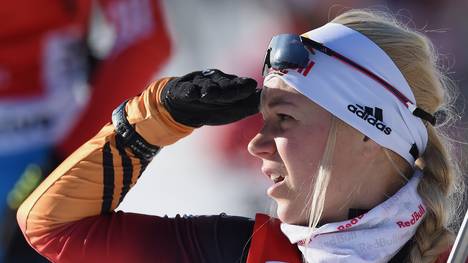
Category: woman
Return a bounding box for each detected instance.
[17,9,464,263]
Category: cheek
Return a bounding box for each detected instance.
[273,127,330,225]
[276,124,330,189]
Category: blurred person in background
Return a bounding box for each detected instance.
[16,7,467,263]
[0,0,171,262]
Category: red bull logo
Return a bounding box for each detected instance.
[396,204,425,228]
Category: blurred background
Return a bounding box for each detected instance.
[1,0,467,262]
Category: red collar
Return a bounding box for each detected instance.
[246,214,302,263]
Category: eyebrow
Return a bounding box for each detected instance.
[268,97,298,108]
[259,95,299,115]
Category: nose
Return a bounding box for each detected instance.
[247,130,276,159]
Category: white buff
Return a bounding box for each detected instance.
[280,171,426,263]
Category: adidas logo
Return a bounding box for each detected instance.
[347,104,392,135]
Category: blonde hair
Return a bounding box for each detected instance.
[306,117,337,230]
[316,9,464,263]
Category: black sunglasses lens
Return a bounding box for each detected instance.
[263,34,310,76]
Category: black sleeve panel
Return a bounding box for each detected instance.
[186,213,254,263]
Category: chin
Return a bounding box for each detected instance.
[275,201,304,225]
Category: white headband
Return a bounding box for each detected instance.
[264,23,428,165]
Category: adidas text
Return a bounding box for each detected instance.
[347,104,392,135]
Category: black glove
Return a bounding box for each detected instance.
[161,69,260,127]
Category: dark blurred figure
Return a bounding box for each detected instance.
[0,0,172,261]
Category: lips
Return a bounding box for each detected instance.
[263,167,288,197]
[270,174,285,184]
[262,167,286,184]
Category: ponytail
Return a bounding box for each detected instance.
[410,125,459,262]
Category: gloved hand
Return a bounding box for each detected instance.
[161,69,260,127]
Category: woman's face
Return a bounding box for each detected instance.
[248,77,400,225]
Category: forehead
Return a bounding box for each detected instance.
[261,77,306,107]
[263,76,296,93]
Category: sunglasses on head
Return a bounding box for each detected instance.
[262,34,436,126]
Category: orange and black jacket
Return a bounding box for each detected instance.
[16,78,264,263]
[16,78,457,263]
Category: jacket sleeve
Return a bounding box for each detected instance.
[16,78,201,263]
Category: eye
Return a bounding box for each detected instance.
[277,113,294,122]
